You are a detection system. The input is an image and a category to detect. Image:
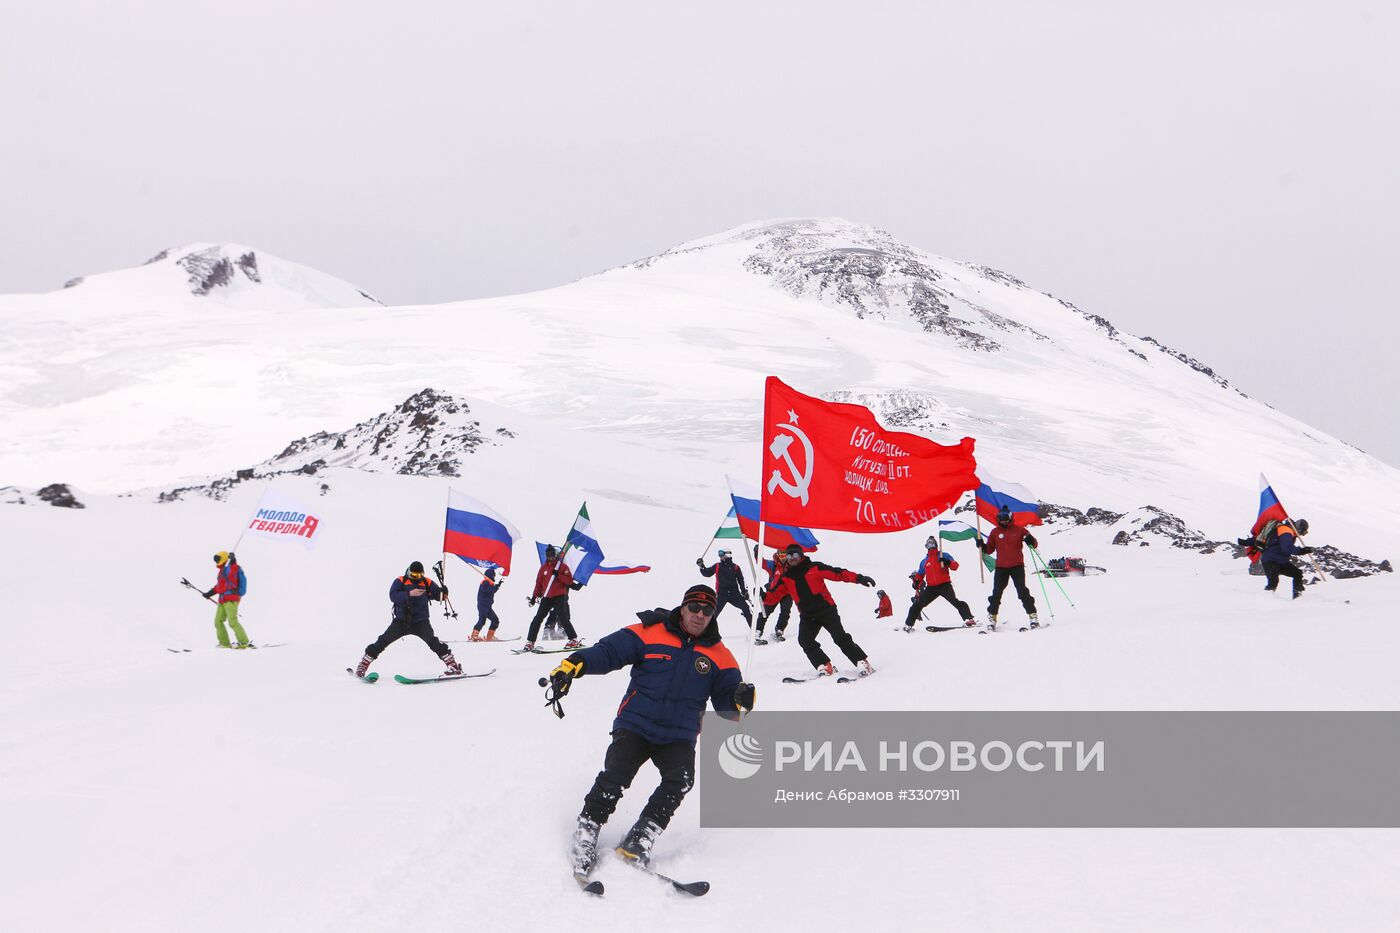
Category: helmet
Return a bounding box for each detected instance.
[997,508,1013,526]
[784,543,805,557]
[407,560,425,576]
[213,551,229,566]
[1294,518,1309,536]
[544,545,557,559]
[876,589,886,598]
[925,535,937,549]
[717,549,732,559]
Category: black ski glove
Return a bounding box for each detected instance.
[734,682,756,712]
[439,585,449,598]
[527,596,538,608]
[1297,546,1315,555]
[202,589,216,599]
[1025,534,1039,550]
[569,581,584,591]
[939,553,953,566]
[855,574,875,587]
[696,558,705,569]
[1236,538,1254,548]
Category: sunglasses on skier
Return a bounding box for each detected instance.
[684,601,715,616]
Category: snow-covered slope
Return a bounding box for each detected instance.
[2,218,1394,559]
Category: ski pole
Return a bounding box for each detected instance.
[1028,547,1055,621]
[181,577,250,621]
[430,561,460,620]
[538,676,567,719]
[1030,547,1076,608]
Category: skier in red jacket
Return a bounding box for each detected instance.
[979,507,1039,631]
[903,537,976,631]
[525,546,584,651]
[761,543,876,677]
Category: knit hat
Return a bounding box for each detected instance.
[784,543,806,556]
[682,583,717,608]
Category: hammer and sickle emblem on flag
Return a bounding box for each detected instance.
[767,420,814,506]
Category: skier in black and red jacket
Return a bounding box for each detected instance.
[979,507,1039,631]
[761,543,876,676]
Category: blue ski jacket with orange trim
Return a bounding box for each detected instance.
[574,608,743,746]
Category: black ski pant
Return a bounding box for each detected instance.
[366,615,450,660]
[580,729,695,831]
[527,595,577,642]
[797,602,867,669]
[712,591,753,626]
[905,583,973,627]
[473,607,500,632]
[987,565,1036,617]
[1263,560,1305,593]
[758,596,792,635]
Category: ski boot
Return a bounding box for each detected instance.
[754,632,769,645]
[964,618,978,628]
[1027,614,1040,630]
[773,631,787,642]
[442,652,463,676]
[522,642,536,653]
[616,818,663,867]
[902,625,915,633]
[817,662,836,677]
[563,639,584,650]
[484,630,500,641]
[469,630,484,642]
[571,815,601,877]
[986,614,998,633]
[355,654,373,678]
[232,642,252,650]
[1292,584,1305,600]
[858,659,876,676]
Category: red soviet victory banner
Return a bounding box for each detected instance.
[760,376,978,533]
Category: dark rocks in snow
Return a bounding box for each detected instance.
[237,252,261,282]
[1108,506,1233,554]
[1139,336,1245,397]
[63,276,84,289]
[178,248,238,296]
[825,388,952,433]
[37,484,85,508]
[156,388,512,501]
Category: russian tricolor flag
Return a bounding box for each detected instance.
[726,476,820,552]
[974,474,1042,526]
[1251,473,1290,537]
[443,490,521,575]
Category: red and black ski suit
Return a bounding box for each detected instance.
[905,547,973,626]
[762,557,869,670]
[980,525,1038,618]
[529,559,579,642]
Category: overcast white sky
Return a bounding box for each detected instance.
[4,1,1397,465]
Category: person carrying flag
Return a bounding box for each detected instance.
[204,551,251,649]
[354,561,461,678]
[754,547,793,644]
[761,543,876,676]
[1240,518,1313,599]
[526,545,583,652]
[980,507,1038,631]
[904,536,976,631]
[696,549,752,627]
[470,567,504,641]
[549,583,755,873]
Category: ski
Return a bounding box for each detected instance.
[753,637,769,646]
[923,625,963,633]
[614,852,709,896]
[781,672,832,684]
[346,668,380,683]
[511,645,580,655]
[574,874,605,896]
[392,669,496,684]
[837,669,875,684]
[1018,623,1049,632]
[448,636,522,644]
[166,643,285,653]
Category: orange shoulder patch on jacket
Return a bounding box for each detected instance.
[696,641,739,671]
[626,623,683,648]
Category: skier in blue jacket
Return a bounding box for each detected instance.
[549,583,755,875]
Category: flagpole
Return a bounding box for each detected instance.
[973,500,986,585]
[739,526,762,623]
[743,517,767,679]
[540,501,584,601]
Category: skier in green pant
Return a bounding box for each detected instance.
[205,551,251,648]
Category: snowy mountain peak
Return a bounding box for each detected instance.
[57,242,383,310]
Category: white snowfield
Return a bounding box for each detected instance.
[2,220,1398,931]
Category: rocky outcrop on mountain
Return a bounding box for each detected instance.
[156,389,512,502]
[0,483,86,508]
[1140,337,1244,396]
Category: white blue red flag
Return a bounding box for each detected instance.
[443,489,521,574]
[1251,473,1290,537]
[725,476,820,552]
[974,474,1042,526]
